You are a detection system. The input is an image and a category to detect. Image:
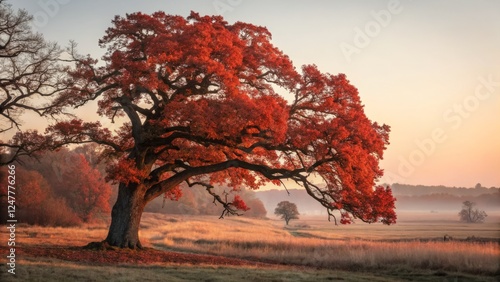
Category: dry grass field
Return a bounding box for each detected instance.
[1,211,499,281]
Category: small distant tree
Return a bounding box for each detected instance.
[459,201,487,223]
[275,201,299,225]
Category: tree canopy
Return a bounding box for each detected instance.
[9,11,396,248]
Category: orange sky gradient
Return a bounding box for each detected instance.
[4,0,500,188]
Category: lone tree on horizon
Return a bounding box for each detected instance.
[8,11,397,249]
[459,201,487,223]
[275,201,299,225]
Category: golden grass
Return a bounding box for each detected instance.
[1,211,499,281]
[14,222,108,246]
[139,213,500,275]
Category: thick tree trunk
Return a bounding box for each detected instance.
[105,183,146,249]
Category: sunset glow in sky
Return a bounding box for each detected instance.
[7,0,500,188]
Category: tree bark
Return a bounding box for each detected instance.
[105,183,146,249]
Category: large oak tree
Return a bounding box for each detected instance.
[17,11,396,248]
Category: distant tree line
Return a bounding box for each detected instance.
[145,185,267,218]
[255,184,500,215]
[390,183,499,197]
[395,193,500,211]
[389,183,500,212]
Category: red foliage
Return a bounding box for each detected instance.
[25,10,396,228]
[0,167,81,227]
[105,157,149,185]
[33,197,82,227]
[15,168,49,208]
[2,148,112,226]
[164,186,182,201]
[244,197,267,217]
[340,212,353,225]
[61,154,112,222]
[231,195,249,211]
[372,186,397,225]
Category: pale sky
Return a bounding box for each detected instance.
[7,0,500,188]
